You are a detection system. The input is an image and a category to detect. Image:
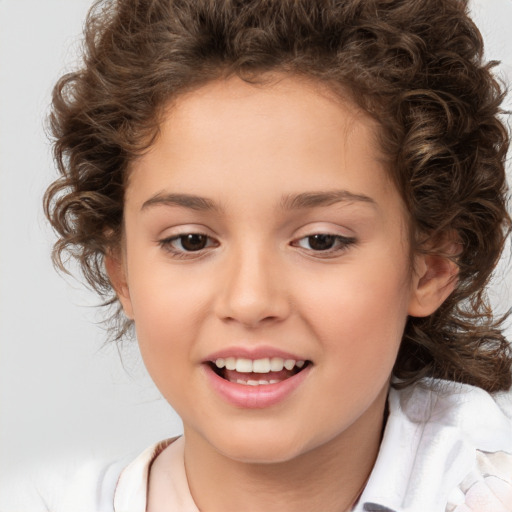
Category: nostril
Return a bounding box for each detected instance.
[221,313,284,329]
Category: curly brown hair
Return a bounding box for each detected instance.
[44,0,512,392]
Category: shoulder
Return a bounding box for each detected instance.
[359,379,512,512]
[395,379,512,512]
[392,379,512,450]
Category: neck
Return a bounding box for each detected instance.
[182,388,387,512]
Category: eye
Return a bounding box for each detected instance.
[174,233,209,251]
[159,233,218,255]
[293,234,356,253]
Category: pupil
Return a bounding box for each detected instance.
[181,234,207,251]
[309,234,335,251]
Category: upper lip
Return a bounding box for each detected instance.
[204,346,309,363]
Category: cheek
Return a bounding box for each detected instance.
[127,239,211,325]
[126,261,212,376]
[300,259,411,364]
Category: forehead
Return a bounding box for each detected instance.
[126,75,402,222]
[162,75,378,154]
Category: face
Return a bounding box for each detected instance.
[113,75,427,464]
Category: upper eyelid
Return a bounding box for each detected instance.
[157,224,356,244]
[295,232,355,240]
[291,228,356,242]
[157,224,218,239]
[157,230,355,242]
[160,232,213,241]
[159,233,218,246]
[291,219,355,235]
[292,234,356,246]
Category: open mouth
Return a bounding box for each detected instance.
[208,357,311,386]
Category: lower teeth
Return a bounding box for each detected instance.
[236,379,280,386]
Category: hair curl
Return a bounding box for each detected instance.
[44,0,512,392]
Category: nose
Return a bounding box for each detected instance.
[214,244,290,328]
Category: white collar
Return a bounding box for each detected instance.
[114,436,199,512]
[357,380,512,512]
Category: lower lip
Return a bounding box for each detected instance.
[203,364,311,409]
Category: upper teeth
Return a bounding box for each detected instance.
[215,357,305,373]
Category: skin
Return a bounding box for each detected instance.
[107,75,456,512]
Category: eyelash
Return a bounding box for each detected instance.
[158,233,218,259]
[158,233,356,259]
[291,234,356,257]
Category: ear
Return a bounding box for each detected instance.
[407,251,459,318]
[104,251,134,320]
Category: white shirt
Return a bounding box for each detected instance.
[3,379,512,512]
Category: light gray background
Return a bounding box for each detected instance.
[1,0,511,482]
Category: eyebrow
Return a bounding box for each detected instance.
[280,190,377,210]
[141,193,221,212]
[141,189,377,212]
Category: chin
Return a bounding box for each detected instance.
[210,428,314,465]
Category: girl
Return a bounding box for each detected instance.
[37,0,512,510]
